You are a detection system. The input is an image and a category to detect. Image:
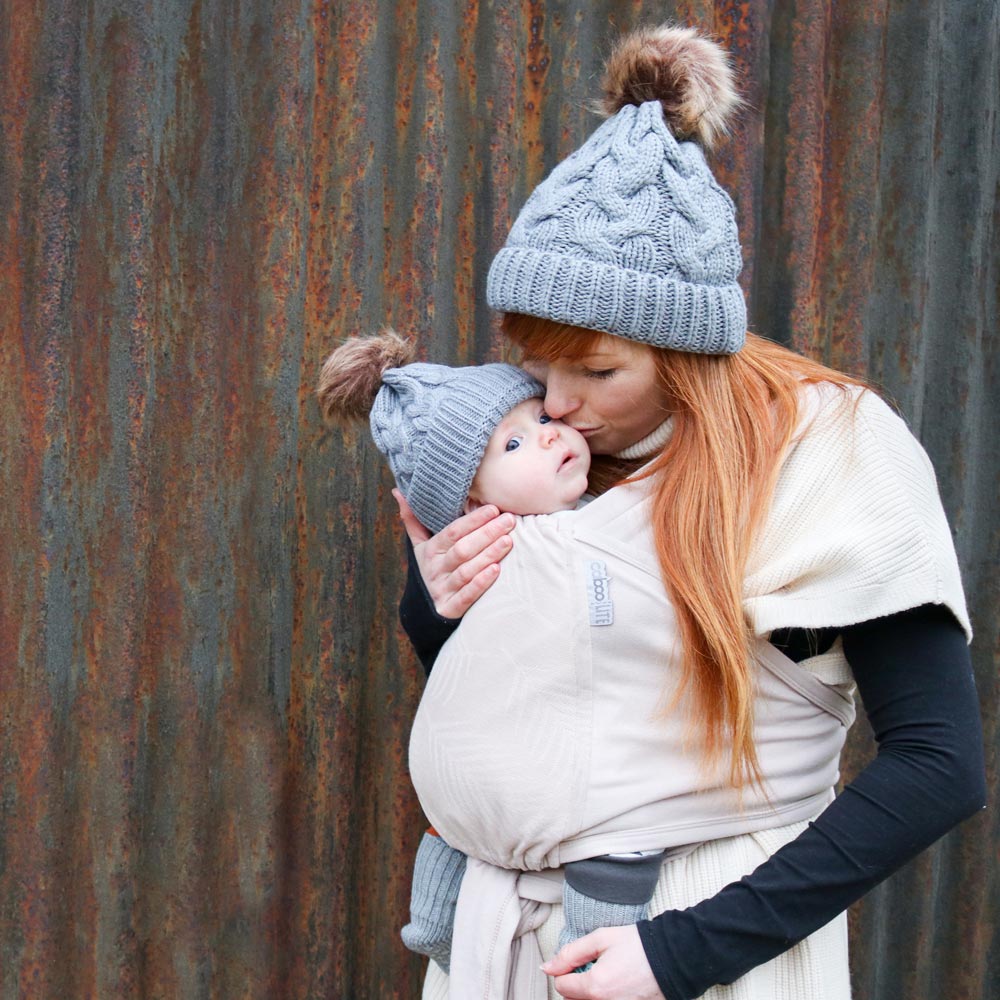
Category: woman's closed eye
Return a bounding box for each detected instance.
[584,368,617,380]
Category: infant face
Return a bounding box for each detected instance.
[468,398,591,515]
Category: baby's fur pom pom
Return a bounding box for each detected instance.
[600,24,741,149]
[317,329,415,422]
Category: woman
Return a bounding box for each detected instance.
[395,25,986,1000]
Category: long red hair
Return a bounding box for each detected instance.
[503,313,868,787]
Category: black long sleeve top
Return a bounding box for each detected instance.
[398,545,986,997]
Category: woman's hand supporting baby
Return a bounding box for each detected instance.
[394,489,516,619]
[543,925,666,1000]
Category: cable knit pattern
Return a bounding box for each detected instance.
[487,102,746,353]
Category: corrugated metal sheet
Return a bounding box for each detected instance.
[1,1,996,997]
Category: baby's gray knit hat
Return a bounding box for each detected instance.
[317,331,543,535]
[487,26,746,354]
[372,361,542,534]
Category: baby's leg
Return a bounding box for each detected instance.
[559,850,665,960]
[401,830,467,973]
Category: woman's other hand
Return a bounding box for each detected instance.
[543,926,665,1000]
[393,489,515,619]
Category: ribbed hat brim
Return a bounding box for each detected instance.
[487,246,746,355]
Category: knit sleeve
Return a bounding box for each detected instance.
[743,385,970,640]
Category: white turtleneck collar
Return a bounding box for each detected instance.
[613,418,673,460]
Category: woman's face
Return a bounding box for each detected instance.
[521,335,672,455]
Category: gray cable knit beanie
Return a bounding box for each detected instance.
[372,361,542,534]
[317,331,543,535]
[487,25,746,354]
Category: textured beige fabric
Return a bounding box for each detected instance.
[422,815,850,1000]
[415,385,962,999]
[409,494,856,873]
[447,864,563,1000]
[744,384,970,641]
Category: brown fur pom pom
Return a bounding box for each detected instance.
[317,329,415,422]
[600,24,742,150]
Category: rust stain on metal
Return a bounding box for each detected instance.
[1,2,996,999]
[521,2,552,189]
[709,2,770,300]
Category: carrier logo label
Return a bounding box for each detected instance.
[586,560,614,626]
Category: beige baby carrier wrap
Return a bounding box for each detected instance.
[409,386,968,999]
[410,473,854,997]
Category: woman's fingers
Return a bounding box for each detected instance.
[545,927,665,1000]
[434,561,503,619]
[392,491,516,617]
[421,509,515,582]
[427,506,514,565]
[427,520,515,618]
[543,934,604,978]
[446,531,514,587]
[550,975,596,1000]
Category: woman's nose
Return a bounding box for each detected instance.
[542,378,577,420]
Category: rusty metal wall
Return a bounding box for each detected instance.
[0,1,996,998]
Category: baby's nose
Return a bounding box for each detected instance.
[540,423,560,446]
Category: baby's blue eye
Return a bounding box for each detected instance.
[539,412,552,424]
[505,436,523,452]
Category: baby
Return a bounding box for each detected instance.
[317,330,664,971]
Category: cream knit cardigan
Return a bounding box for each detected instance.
[415,384,970,1000]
